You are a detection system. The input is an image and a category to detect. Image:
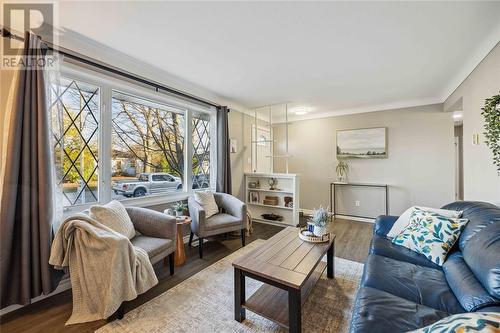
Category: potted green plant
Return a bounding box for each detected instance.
[173,201,187,217]
[308,207,331,236]
[481,93,500,173]
[335,159,349,183]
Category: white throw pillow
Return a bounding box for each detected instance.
[89,200,135,239]
[387,206,463,238]
[194,191,219,218]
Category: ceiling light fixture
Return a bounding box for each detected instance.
[452,111,463,119]
[294,107,310,115]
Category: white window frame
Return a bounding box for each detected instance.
[59,63,217,215]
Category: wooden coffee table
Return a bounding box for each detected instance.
[232,227,335,333]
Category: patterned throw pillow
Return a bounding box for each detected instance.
[387,206,462,238]
[408,312,500,333]
[392,208,468,266]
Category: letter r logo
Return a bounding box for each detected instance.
[2,3,53,55]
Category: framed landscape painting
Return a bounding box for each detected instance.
[336,127,387,158]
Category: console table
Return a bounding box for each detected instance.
[329,182,388,220]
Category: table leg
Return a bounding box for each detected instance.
[327,239,335,278]
[288,288,302,333]
[234,268,246,322]
[174,224,186,266]
[329,183,332,222]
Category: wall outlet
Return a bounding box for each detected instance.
[355,200,360,207]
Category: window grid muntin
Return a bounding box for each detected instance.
[192,114,211,189]
[50,78,100,207]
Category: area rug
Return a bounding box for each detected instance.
[97,239,364,333]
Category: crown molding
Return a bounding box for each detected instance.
[281,97,443,123]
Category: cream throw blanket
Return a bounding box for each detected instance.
[49,214,158,325]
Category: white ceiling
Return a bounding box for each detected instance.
[56,1,500,116]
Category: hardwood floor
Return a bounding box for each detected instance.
[0,218,373,333]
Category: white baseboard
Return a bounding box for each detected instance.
[300,208,315,216]
[334,214,375,223]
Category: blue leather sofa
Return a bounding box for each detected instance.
[349,201,500,333]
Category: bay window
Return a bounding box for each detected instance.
[49,66,216,211]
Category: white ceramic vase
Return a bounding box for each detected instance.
[313,225,327,236]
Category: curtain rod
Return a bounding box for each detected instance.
[1,28,222,109]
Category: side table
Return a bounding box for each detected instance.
[173,216,191,266]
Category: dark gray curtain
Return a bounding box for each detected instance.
[0,32,62,308]
[216,106,232,194]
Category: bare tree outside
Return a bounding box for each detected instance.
[111,93,212,190]
[111,96,185,178]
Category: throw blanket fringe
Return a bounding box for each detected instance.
[49,214,158,325]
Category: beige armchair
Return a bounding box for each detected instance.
[77,206,177,321]
[125,207,177,274]
[188,192,247,258]
[83,206,177,273]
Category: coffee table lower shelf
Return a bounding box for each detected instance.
[242,261,327,329]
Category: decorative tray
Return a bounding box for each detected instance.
[298,228,331,243]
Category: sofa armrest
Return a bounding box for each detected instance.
[213,192,246,223]
[126,207,176,242]
[374,215,399,237]
[188,196,206,235]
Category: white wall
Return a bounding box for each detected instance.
[444,43,500,205]
[268,104,457,215]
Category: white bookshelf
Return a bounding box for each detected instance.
[245,173,300,227]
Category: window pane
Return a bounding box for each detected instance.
[192,112,211,189]
[50,78,100,206]
[111,91,185,199]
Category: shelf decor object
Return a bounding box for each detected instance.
[245,172,300,227]
[263,195,279,206]
[261,213,283,221]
